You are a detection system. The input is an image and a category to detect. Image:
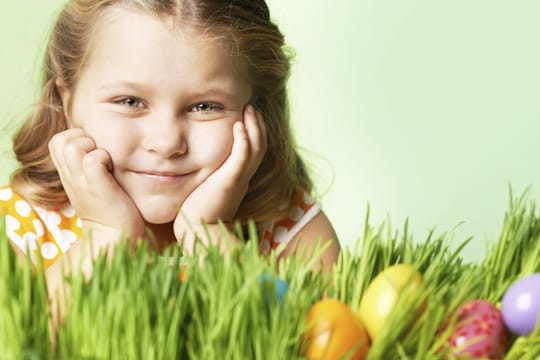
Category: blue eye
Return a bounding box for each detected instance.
[190,103,218,112]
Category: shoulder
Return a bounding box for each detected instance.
[1,186,25,206]
[259,187,340,272]
[260,188,324,252]
[0,186,37,224]
[1,186,81,269]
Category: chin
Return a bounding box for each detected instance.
[138,205,178,224]
[142,214,176,225]
[130,193,184,225]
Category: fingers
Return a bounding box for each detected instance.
[49,128,85,171]
[49,129,97,187]
[226,121,250,172]
[244,105,267,164]
[82,149,117,194]
[215,105,266,182]
[49,128,116,197]
[231,105,267,172]
[63,137,98,176]
[241,105,267,179]
[48,129,143,239]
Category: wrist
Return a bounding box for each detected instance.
[82,220,142,244]
[175,222,237,255]
[176,222,232,240]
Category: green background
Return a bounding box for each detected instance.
[1,1,539,261]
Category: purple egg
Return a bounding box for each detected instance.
[501,273,540,336]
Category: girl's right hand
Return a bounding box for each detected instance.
[48,128,145,242]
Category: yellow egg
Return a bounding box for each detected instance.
[358,264,423,340]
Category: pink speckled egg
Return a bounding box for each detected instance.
[444,300,507,359]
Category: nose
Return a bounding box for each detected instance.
[141,112,187,158]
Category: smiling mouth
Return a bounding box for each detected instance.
[133,170,194,183]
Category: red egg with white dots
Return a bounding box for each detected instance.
[444,300,507,359]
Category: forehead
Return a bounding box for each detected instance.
[79,6,246,83]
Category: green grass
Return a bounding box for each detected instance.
[1,189,540,359]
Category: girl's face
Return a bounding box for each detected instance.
[64,9,252,224]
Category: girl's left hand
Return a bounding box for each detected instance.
[173,105,266,248]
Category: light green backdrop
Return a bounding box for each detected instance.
[1,1,539,261]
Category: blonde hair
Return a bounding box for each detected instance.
[10,0,313,224]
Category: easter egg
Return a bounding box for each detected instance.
[358,264,423,340]
[501,273,540,336]
[259,274,288,305]
[178,265,188,282]
[443,300,507,359]
[304,299,369,360]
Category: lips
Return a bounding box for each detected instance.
[132,169,194,183]
[138,171,182,177]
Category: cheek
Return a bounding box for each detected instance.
[88,125,130,159]
[191,122,234,167]
[72,110,134,158]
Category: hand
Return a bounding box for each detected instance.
[49,128,145,242]
[174,105,266,249]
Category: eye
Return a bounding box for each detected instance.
[190,103,220,112]
[117,97,145,108]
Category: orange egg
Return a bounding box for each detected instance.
[358,264,424,340]
[304,299,370,360]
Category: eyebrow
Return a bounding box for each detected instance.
[97,81,240,101]
[97,81,154,93]
[188,87,238,101]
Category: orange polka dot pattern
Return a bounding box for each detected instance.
[0,187,82,270]
[1,187,319,268]
[259,188,320,255]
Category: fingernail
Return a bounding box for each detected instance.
[246,104,254,113]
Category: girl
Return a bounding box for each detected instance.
[1,0,340,291]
